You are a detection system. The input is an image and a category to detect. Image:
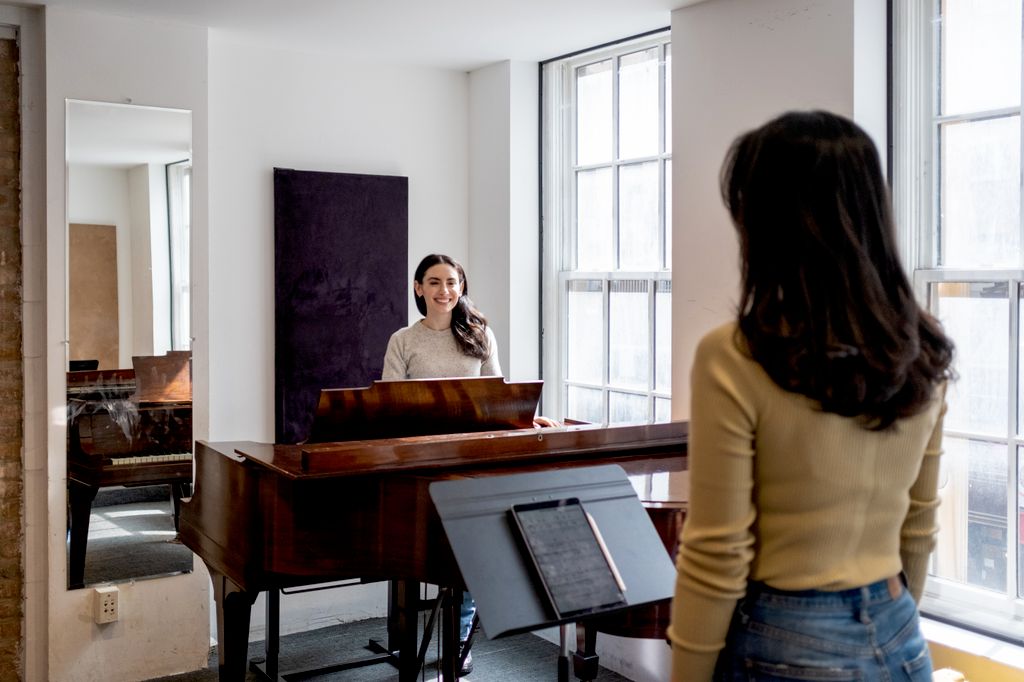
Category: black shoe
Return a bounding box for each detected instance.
[460,647,473,675]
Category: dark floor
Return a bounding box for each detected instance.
[146,616,631,681]
[78,485,193,587]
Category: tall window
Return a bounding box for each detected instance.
[896,0,1024,637]
[542,32,672,425]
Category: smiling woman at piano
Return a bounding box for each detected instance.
[382,253,500,381]
[380,252,497,675]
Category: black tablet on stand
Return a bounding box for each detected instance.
[509,498,627,619]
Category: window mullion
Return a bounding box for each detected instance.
[612,55,621,272]
[1009,281,1020,594]
[648,277,656,422]
[603,277,610,424]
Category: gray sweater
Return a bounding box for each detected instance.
[381,321,501,380]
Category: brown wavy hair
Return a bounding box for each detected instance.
[721,111,954,429]
[413,254,492,360]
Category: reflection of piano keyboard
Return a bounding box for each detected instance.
[109,453,193,466]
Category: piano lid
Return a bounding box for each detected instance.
[131,351,191,403]
[308,376,542,443]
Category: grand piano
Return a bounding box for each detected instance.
[178,377,687,681]
[66,352,194,589]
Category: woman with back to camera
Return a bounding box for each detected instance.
[668,111,954,681]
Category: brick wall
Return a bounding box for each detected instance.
[0,35,23,680]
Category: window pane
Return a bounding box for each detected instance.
[567,385,603,424]
[566,280,603,384]
[618,47,659,160]
[576,60,612,165]
[655,397,671,423]
[168,162,191,351]
[1019,446,1024,597]
[577,167,613,270]
[1019,284,1024,436]
[655,280,671,393]
[664,159,672,269]
[930,282,1008,436]
[619,161,660,270]
[940,0,1022,115]
[664,44,672,153]
[939,116,1020,268]
[609,391,647,424]
[609,280,649,390]
[933,438,1008,593]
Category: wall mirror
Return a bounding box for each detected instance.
[65,100,194,589]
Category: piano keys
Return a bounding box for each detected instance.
[177,377,687,682]
[66,352,194,589]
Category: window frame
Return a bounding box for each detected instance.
[896,0,1024,641]
[541,31,672,425]
[166,158,191,352]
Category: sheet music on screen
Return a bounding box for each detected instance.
[510,498,626,618]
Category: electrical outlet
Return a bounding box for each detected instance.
[93,586,118,624]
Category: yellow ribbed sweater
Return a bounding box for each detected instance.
[668,322,946,681]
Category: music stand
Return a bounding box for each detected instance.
[429,464,676,640]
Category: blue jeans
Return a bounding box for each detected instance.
[713,577,932,681]
[460,591,475,642]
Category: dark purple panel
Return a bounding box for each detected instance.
[274,168,408,443]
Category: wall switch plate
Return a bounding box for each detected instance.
[93,585,118,624]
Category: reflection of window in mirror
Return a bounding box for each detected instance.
[66,100,192,368]
[167,159,191,351]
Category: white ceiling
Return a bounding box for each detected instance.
[33,0,693,72]
[56,0,697,167]
[67,100,191,169]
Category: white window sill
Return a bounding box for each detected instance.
[922,618,1024,678]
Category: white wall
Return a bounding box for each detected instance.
[671,0,867,420]
[43,8,210,681]
[468,60,540,381]
[206,33,471,635]
[67,164,135,366]
[507,62,541,381]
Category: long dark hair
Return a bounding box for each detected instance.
[413,254,492,360]
[721,110,953,429]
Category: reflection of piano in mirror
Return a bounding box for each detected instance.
[179,376,687,682]
[66,351,193,589]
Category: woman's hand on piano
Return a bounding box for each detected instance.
[533,416,560,428]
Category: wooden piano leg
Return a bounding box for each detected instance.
[67,481,98,589]
[391,580,421,682]
[573,621,600,681]
[170,482,189,532]
[211,570,257,682]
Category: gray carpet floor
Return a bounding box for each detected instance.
[146,616,631,681]
[81,486,193,586]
